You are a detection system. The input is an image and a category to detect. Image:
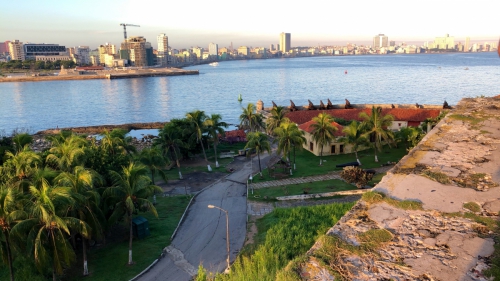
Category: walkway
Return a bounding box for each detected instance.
[250,172,341,189]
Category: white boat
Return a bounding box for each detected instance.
[209,62,219,66]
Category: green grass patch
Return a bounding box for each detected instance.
[252,145,407,183]
[61,195,191,281]
[209,203,355,281]
[421,170,451,184]
[448,114,484,125]
[362,191,422,210]
[463,202,481,213]
[368,172,386,187]
[249,179,356,202]
[484,236,500,279]
[358,229,393,250]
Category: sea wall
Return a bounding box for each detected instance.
[35,122,167,135]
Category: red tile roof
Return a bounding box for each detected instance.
[298,120,344,137]
[287,108,441,125]
[223,129,246,138]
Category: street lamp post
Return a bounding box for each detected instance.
[208,204,230,272]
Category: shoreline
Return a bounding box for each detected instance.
[34,121,167,135]
[0,67,198,83]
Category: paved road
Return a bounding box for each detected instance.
[140,152,272,281]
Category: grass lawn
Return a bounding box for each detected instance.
[62,195,191,281]
[252,145,407,183]
[249,179,356,202]
[368,172,386,187]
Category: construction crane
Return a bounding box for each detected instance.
[120,23,140,40]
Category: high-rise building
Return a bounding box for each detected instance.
[389,41,396,47]
[8,40,25,61]
[373,34,388,48]
[208,43,218,57]
[270,44,275,51]
[157,33,169,66]
[433,34,455,50]
[99,43,116,65]
[24,43,67,60]
[121,36,149,67]
[0,41,8,54]
[465,37,470,52]
[237,46,249,56]
[75,46,90,65]
[279,32,291,53]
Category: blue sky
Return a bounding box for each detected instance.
[1,0,498,50]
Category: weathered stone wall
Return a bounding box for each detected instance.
[299,96,500,280]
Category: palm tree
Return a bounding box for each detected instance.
[103,162,162,265]
[55,166,104,276]
[204,114,228,168]
[186,110,211,171]
[266,106,290,136]
[100,129,136,156]
[11,180,90,281]
[244,132,271,176]
[1,147,42,190]
[11,133,33,152]
[359,106,395,162]
[239,103,265,132]
[135,147,168,185]
[46,134,87,172]
[273,121,305,174]
[338,120,369,165]
[155,124,185,179]
[0,185,26,281]
[310,113,337,166]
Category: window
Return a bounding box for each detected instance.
[309,142,313,151]
[331,145,336,154]
[340,145,344,153]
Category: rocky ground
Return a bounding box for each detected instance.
[299,96,500,281]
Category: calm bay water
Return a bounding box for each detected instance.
[0,52,499,134]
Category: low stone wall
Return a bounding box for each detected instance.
[35,122,167,135]
[276,189,370,201]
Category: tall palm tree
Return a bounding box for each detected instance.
[310,113,337,166]
[155,124,185,179]
[0,185,26,281]
[11,179,90,281]
[266,106,290,136]
[204,114,228,168]
[338,120,369,165]
[55,166,104,276]
[11,133,33,152]
[359,106,394,162]
[186,110,211,171]
[239,103,265,132]
[46,134,87,172]
[1,147,42,190]
[244,132,271,176]
[103,162,162,265]
[135,147,168,185]
[273,121,305,174]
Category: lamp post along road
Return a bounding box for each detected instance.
[208,204,230,272]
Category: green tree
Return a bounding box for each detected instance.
[310,113,337,166]
[103,163,162,265]
[1,147,42,190]
[239,103,265,132]
[11,180,90,281]
[359,107,395,162]
[338,120,369,165]
[266,106,290,136]
[46,134,87,172]
[55,166,104,276]
[244,132,271,176]
[11,133,33,153]
[395,126,424,150]
[273,121,305,174]
[155,123,185,179]
[135,147,168,185]
[186,110,211,171]
[204,114,228,168]
[0,185,26,281]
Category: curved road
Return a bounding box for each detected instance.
[140,152,272,280]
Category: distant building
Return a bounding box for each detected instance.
[373,34,388,48]
[192,47,203,59]
[237,46,249,56]
[465,37,470,52]
[389,41,396,47]
[433,34,455,50]
[157,33,169,66]
[8,40,25,61]
[0,41,9,54]
[279,32,291,53]
[270,44,275,51]
[24,43,67,60]
[208,42,218,58]
[120,36,152,67]
[75,46,90,65]
[99,43,116,65]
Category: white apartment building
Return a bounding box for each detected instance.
[75,46,90,65]
[208,42,218,56]
[8,40,25,61]
[157,33,169,66]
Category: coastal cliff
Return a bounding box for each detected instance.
[298,96,500,280]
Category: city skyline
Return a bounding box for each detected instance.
[2,0,498,50]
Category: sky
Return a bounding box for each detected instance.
[1,0,498,50]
